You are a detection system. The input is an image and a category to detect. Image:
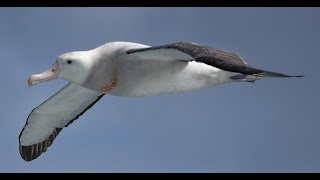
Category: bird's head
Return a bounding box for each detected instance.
[28,51,93,87]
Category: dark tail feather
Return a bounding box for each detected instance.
[230,74,260,83]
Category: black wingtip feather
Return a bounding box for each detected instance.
[256,71,304,78]
[19,128,62,162]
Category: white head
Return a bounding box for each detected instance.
[28,51,93,87]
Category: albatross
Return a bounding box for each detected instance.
[19,41,303,161]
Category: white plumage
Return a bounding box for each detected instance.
[20,41,302,161]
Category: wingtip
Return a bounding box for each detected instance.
[283,74,304,78]
[256,71,305,78]
[19,145,35,162]
[294,75,304,78]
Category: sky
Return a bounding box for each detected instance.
[0,8,319,173]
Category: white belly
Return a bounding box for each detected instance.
[109,60,235,97]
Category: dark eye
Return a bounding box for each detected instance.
[67,60,72,64]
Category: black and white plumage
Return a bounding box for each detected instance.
[19,41,302,161]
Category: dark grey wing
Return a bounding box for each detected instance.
[127,42,248,65]
[127,42,303,78]
[19,83,104,162]
[195,55,302,77]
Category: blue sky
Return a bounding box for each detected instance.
[0,8,319,172]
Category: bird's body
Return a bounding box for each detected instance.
[111,60,232,97]
[20,41,303,162]
[72,42,236,97]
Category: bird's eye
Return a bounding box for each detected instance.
[67,60,72,64]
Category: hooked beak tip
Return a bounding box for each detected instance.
[28,76,37,87]
[27,62,60,87]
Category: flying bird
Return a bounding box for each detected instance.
[19,41,303,161]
